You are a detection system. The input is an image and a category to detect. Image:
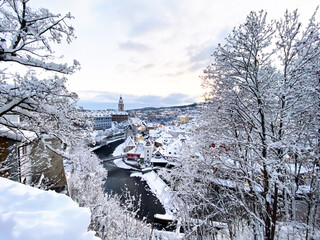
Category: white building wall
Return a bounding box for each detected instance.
[144,143,153,163]
[93,116,112,130]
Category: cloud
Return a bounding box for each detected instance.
[188,62,208,72]
[186,28,231,72]
[77,101,117,110]
[141,63,154,69]
[77,90,198,110]
[189,44,215,63]
[77,90,120,103]
[130,17,169,36]
[118,40,150,52]
[134,93,195,106]
[165,71,185,77]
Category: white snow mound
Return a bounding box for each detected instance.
[0,177,100,240]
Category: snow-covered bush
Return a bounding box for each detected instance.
[67,143,153,240]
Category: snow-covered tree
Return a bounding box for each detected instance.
[67,143,153,240]
[0,0,79,73]
[0,0,89,181]
[164,9,320,240]
[273,9,320,239]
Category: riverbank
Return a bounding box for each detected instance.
[94,141,166,224]
[112,140,179,214]
[130,170,177,216]
[112,141,178,214]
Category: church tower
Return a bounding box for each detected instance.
[118,96,124,111]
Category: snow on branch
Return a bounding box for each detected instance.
[0,0,79,74]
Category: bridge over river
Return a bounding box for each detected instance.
[101,154,126,162]
[90,133,126,152]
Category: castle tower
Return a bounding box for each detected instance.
[118,96,124,111]
[144,139,153,164]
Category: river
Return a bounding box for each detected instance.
[94,140,166,224]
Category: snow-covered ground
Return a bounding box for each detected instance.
[114,158,137,170]
[130,171,178,216]
[0,177,100,240]
[112,142,125,156]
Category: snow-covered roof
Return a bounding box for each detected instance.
[135,133,142,139]
[86,110,112,117]
[155,136,165,145]
[93,114,111,118]
[145,139,153,147]
[155,132,174,145]
[146,123,156,128]
[127,142,144,155]
[0,125,37,142]
[3,114,20,124]
[149,129,160,138]
[124,136,136,147]
[163,138,182,157]
[110,111,128,115]
[129,117,141,125]
[178,134,187,141]
[155,146,165,155]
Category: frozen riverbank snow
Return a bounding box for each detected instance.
[0,177,100,240]
[112,142,125,156]
[114,158,137,170]
[130,171,178,215]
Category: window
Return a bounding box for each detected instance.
[18,145,27,158]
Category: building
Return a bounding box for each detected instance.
[93,114,112,130]
[0,124,68,193]
[126,142,144,162]
[0,115,35,182]
[111,111,128,123]
[0,135,25,181]
[144,139,153,164]
[123,136,136,152]
[87,110,112,130]
[110,96,128,123]
[179,114,190,124]
[118,96,124,111]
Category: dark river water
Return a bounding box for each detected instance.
[94,140,166,223]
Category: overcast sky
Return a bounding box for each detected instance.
[31,0,319,110]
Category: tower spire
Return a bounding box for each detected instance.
[118,95,124,111]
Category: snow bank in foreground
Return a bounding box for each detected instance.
[0,177,100,240]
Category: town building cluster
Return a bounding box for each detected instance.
[117,113,196,169]
[88,96,128,130]
[127,103,203,125]
[0,95,202,192]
